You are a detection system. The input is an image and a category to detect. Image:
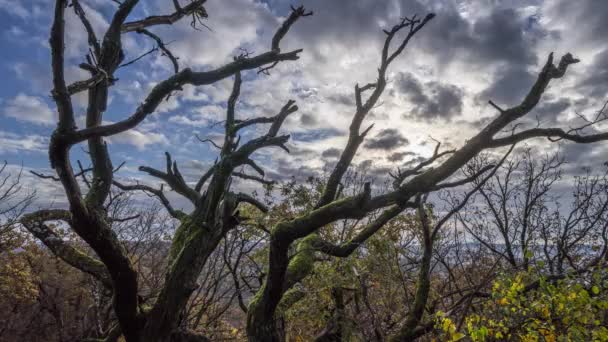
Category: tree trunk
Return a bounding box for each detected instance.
[141,219,225,342]
[246,311,283,342]
[390,206,433,342]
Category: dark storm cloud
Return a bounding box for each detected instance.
[504,97,571,129]
[558,137,608,177]
[579,49,608,98]
[289,145,316,157]
[400,155,427,168]
[367,166,393,181]
[395,72,425,105]
[477,65,536,107]
[396,72,464,120]
[560,141,592,165]
[354,160,391,182]
[266,158,319,182]
[417,6,545,68]
[534,98,571,117]
[423,82,464,119]
[417,8,473,63]
[359,159,373,170]
[364,128,409,150]
[547,0,608,44]
[299,113,317,126]
[291,128,342,142]
[527,98,572,127]
[326,92,355,107]
[469,9,540,66]
[271,0,548,110]
[386,151,417,162]
[282,0,426,53]
[321,147,342,159]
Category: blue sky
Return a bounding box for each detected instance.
[0,0,607,210]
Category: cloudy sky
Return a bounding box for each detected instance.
[0,0,606,210]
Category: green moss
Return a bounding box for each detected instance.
[248,283,265,311]
[277,288,305,314]
[139,303,153,314]
[286,234,318,284]
[271,222,290,237]
[249,240,312,311]
[173,210,187,221]
[167,216,195,265]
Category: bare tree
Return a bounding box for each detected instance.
[0,161,35,253]
[0,161,36,340]
[458,148,564,269]
[21,1,608,341]
[458,149,608,274]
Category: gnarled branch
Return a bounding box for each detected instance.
[21,209,112,288]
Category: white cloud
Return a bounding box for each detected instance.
[63,2,109,59]
[181,85,210,102]
[0,163,69,208]
[0,0,29,19]
[151,0,277,68]
[6,25,25,37]
[169,104,227,127]
[3,93,55,125]
[0,131,47,154]
[111,129,169,150]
